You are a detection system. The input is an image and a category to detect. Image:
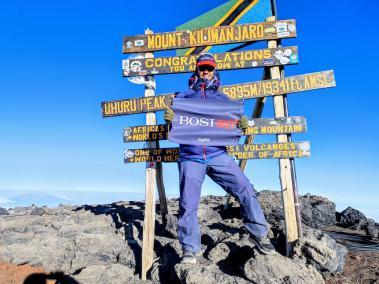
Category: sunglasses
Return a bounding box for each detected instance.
[198,65,215,72]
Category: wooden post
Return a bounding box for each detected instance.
[267,16,299,255]
[271,0,302,239]
[141,29,159,280]
[141,160,156,280]
[280,68,303,238]
[156,141,168,220]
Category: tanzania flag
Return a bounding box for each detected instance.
[176,0,273,56]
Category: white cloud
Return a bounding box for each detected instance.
[0,197,16,206]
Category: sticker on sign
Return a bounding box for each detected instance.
[125,54,149,85]
[134,39,145,46]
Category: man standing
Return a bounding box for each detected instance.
[165,53,275,264]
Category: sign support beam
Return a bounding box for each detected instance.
[140,29,167,280]
[225,67,269,208]
[271,0,303,240]
[267,16,299,256]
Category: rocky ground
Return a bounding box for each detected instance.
[325,251,379,284]
[0,191,378,283]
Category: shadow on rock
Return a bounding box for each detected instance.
[214,242,255,277]
[216,204,241,220]
[74,201,179,280]
[207,223,242,235]
[24,272,79,284]
[73,203,149,276]
[150,242,181,283]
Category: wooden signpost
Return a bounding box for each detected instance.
[102,3,336,280]
[122,46,298,77]
[267,16,299,254]
[123,116,307,142]
[102,70,335,117]
[123,20,296,53]
[140,42,158,280]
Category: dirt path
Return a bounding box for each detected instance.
[0,262,57,284]
[325,251,379,283]
[0,262,47,284]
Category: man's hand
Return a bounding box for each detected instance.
[164,107,175,123]
[237,116,249,131]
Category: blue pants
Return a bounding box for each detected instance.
[178,153,268,253]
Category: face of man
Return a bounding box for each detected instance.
[197,65,215,80]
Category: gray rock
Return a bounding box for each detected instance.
[0,205,137,274]
[149,239,182,284]
[61,233,136,274]
[200,195,227,208]
[149,261,162,284]
[0,194,360,283]
[164,213,178,238]
[173,263,250,284]
[198,202,222,224]
[72,264,148,284]
[0,214,72,271]
[367,218,376,226]
[0,207,7,215]
[258,190,284,223]
[31,207,46,216]
[360,218,379,239]
[207,242,230,263]
[364,225,379,239]
[243,253,324,284]
[300,194,336,229]
[293,227,348,274]
[13,206,28,215]
[258,191,337,229]
[6,208,14,215]
[201,226,230,247]
[337,206,367,229]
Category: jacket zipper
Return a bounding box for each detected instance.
[201,83,206,99]
[201,83,207,160]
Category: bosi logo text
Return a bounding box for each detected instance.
[177,115,237,129]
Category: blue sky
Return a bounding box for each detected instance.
[0,1,378,219]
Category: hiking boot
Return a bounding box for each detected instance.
[249,235,276,255]
[180,250,197,264]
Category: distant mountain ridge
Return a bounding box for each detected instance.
[0,191,146,209]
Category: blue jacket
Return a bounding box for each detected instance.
[175,71,230,162]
